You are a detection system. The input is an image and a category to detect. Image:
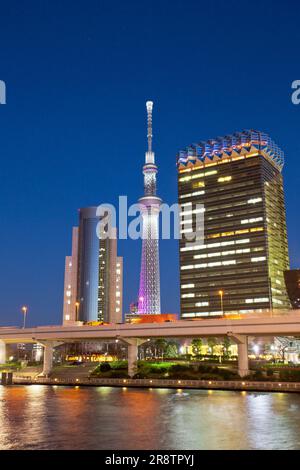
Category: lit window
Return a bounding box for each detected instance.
[179,190,205,199]
[182,284,195,288]
[218,176,232,183]
[251,257,266,262]
[241,217,263,224]
[181,294,195,298]
[222,260,236,266]
[192,170,217,179]
[248,197,262,204]
[181,265,194,270]
[195,302,209,307]
[179,176,191,182]
[180,207,205,216]
[245,298,269,304]
[65,315,70,321]
[192,182,205,188]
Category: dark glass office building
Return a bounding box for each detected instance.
[76,207,122,323]
[284,270,300,309]
[177,130,290,318]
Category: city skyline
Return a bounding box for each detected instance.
[0,1,299,326]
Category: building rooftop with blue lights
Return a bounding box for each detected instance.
[177,130,284,172]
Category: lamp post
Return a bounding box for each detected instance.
[21,306,28,329]
[218,290,224,316]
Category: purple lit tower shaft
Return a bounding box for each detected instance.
[137,101,162,314]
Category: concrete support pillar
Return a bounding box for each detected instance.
[0,340,6,364]
[228,333,249,378]
[42,342,53,376]
[39,341,63,377]
[122,338,147,377]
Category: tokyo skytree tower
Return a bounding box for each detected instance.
[137,101,162,314]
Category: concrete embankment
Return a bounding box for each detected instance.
[10,375,300,393]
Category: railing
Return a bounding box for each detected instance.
[12,375,300,392]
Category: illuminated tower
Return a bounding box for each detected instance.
[137,101,162,314]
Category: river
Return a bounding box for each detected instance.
[0,385,299,450]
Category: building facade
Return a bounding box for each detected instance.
[177,130,290,318]
[284,270,300,309]
[63,208,123,324]
[63,227,79,323]
[137,101,162,314]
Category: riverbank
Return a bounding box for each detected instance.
[11,375,300,393]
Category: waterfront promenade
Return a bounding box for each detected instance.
[10,375,300,393]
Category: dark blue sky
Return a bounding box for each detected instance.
[0,0,299,327]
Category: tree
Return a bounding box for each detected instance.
[99,362,111,372]
[191,338,203,355]
[207,337,217,355]
[165,341,179,358]
[154,339,168,358]
[222,337,231,357]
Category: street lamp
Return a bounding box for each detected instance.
[218,290,224,315]
[21,306,28,329]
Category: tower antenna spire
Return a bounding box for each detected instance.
[146,101,154,162]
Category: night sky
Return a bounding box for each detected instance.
[0,0,299,327]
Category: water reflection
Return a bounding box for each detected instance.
[0,385,300,450]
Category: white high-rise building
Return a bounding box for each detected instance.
[63,227,79,323]
[137,101,162,314]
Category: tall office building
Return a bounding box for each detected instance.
[62,208,123,324]
[63,227,79,323]
[177,130,290,318]
[137,101,162,314]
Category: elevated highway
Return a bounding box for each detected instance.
[1,311,299,377]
